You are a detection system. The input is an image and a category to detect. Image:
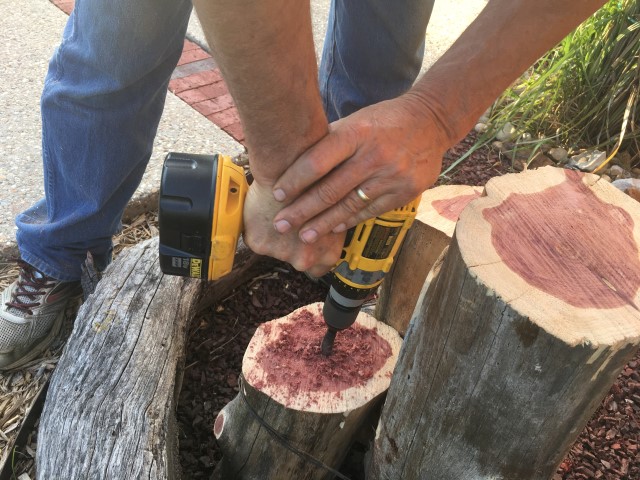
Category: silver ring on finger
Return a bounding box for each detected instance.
[355,186,371,203]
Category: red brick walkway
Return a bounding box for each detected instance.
[50,0,245,144]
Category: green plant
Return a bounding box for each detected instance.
[455,0,639,175]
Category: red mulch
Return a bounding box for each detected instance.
[177,131,640,479]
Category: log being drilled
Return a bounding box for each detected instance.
[213,302,401,480]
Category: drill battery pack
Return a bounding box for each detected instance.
[158,152,247,280]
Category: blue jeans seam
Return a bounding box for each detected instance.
[320,3,337,116]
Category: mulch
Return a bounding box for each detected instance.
[176,132,640,479]
[177,267,328,477]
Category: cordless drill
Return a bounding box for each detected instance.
[158,153,420,355]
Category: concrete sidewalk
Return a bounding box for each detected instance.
[0,0,487,261]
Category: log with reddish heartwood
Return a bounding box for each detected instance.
[376,184,482,335]
[370,167,640,479]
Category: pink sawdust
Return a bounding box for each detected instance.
[254,308,392,397]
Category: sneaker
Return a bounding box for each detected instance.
[0,260,82,370]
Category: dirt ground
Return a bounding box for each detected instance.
[176,135,640,479]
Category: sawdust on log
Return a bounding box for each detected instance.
[253,307,392,396]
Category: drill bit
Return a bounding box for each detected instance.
[320,328,337,356]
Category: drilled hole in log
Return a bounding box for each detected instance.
[253,308,392,396]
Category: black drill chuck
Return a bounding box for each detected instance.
[322,290,362,331]
[319,198,421,356]
[320,284,368,356]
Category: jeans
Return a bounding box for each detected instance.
[16,0,434,281]
[320,0,435,121]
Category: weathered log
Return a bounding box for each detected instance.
[37,236,273,479]
[213,302,401,480]
[370,167,640,479]
[376,185,481,335]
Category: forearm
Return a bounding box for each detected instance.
[406,0,606,147]
[192,0,328,186]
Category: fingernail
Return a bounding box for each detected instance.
[273,188,286,202]
[274,219,291,233]
[333,223,347,233]
[300,229,318,244]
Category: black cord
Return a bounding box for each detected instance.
[238,374,352,480]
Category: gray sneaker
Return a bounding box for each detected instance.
[0,260,82,370]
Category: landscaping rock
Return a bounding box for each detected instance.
[612,178,640,194]
[478,107,491,124]
[528,152,555,169]
[512,158,526,172]
[549,147,569,163]
[567,150,607,172]
[474,122,488,134]
[495,122,517,142]
[610,165,630,180]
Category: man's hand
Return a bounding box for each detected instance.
[268,0,607,245]
[270,94,447,243]
[243,182,345,277]
[194,0,605,270]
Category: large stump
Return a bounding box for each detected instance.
[376,185,481,335]
[213,302,401,480]
[370,167,640,479]
[37,237,272,479]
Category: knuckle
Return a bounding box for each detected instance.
[316,182,342,206]
[359,153,380,173]
[364,203,381,219]
[308,157,327,177]
[340,195,361,216]
[293,256,314,273]
[245,236,269,257]
[382,158,402,177]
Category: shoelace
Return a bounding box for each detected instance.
[5,260,56,316]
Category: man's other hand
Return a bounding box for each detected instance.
[242,182,345,277]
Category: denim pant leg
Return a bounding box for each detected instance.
[16,0,193,281]
[319,0,436,122]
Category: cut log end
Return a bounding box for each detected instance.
[242,302,402,413]
[213,410,225,439]
[458,166,640,346]
[418,185,483,237]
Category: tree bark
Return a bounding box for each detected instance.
[37,236,272,479]
[213,302,401,480]
[376,185,481,335]
[370,167,640,479]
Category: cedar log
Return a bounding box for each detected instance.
[37,237,273,479]
[370,167,640,479]
[376,185,481,335]
[213,302,401,480]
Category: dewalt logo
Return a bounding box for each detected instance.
[190,258,203,278]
